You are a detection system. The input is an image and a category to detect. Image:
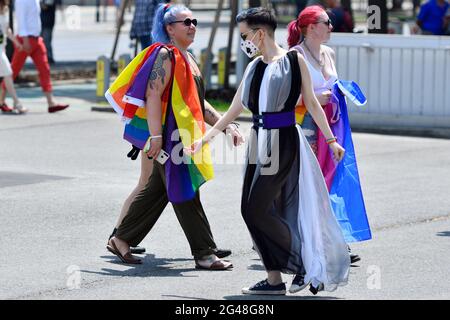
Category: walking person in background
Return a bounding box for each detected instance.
[287,5,372,268]
[0,0,69,113]
[416,0,449,35]
[324,0,354,33]
[40,0,62,64]
[295,0,308,15]
[130,0,161,53]
[0,0,27,114]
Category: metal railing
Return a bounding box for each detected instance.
[328,33,450,128]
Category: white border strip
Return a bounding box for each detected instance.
[123,95,145,108]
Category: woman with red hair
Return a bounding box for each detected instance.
[288,5,336,155]
[287,5,369,276]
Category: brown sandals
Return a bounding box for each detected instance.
[107,238,142,265]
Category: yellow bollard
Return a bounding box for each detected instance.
[96,55,110,103]
[118,54,131,75]
[218,47,226,88]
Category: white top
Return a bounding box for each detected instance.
[16,0,41,37]
[294,45,338,95]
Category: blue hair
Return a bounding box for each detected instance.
[152,3,191,44]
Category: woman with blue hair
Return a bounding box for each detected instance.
[106,3,244,269]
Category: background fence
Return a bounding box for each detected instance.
[327,34,450,129]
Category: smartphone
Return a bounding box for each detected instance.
[155,149,170,165]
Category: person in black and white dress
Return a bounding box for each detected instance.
[188,7,350,296]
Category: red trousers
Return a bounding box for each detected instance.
[4,36,52,92]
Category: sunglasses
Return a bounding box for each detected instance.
[170,18,198,27]
[240,28,260,41]
[315,19,332,27]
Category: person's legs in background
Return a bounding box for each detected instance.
[0,39,28,111]
[139,35,152,51]
[29,37,68,112]
[41,27,55,64]
[2,74,26,113]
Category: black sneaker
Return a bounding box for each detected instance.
[242,279,286,295]
[348,246,361,264]
[350,254,361,264]
[289,274,309,293]
[309,283,324,295]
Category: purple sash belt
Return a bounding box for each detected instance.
[252,111,296,130]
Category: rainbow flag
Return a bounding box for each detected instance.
[105,43,214,203]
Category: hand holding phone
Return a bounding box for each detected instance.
[155,149,170,165]
[144,135,163,160]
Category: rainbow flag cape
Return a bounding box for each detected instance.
[295,80,372,242]
[105,43,214,203]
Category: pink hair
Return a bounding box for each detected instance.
[287,5,326,48]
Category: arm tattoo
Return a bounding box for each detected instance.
[205,108,220,125]
[148,51,170,90]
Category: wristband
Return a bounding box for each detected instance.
[223,122,238,134]
[144,135,163,153]
[326,137,337,145]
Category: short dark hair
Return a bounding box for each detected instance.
[236,7,277,34]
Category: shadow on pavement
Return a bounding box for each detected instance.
[82,254,198,278]
[437,231,450,237]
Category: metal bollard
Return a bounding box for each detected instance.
[96,55,110,102]
[218,47,227,88]
[200,48,213,90]
[118,54,131,75]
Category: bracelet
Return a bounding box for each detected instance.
[222,122,240,134]
[149,135,162,140]
[326,137,337,145]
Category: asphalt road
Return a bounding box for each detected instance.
[0,83,449,300]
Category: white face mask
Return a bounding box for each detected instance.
[240,31,260,58]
